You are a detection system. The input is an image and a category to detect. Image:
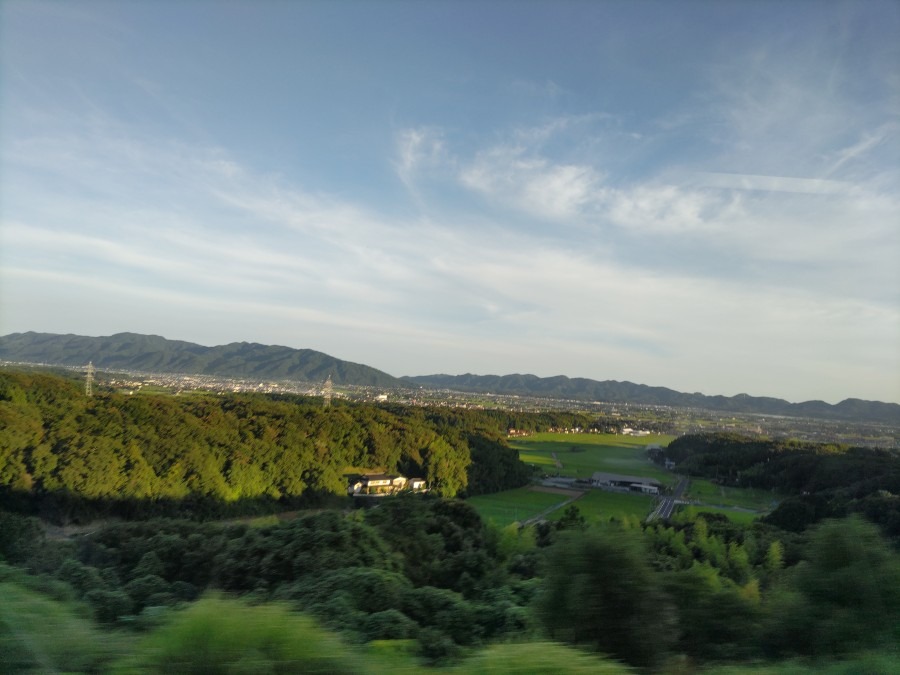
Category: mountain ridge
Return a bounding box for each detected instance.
[401,372,900,424]
[0,331,400,387]
[1,331,897,424]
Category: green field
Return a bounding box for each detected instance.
[683,505,760,525]
[677,478,783,524]
[684,478,780,511]
[467,487,574,527]
[548,489,655,523]
[512,432,675,483]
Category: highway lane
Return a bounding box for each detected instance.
[649,476,689,521]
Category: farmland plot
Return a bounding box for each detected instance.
[467,486,579,527]
[512,432,675,483]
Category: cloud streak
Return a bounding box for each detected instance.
[3,105,897,400]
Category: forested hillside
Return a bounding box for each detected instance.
[666,433,900,538]
[0,332,400,386]
[0,370,530,521]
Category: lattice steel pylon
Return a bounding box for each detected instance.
[323,374,333,408]
[85,361,95,397]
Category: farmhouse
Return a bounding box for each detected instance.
[348,473,427,497]
[591,471,662,495]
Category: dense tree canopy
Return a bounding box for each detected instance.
[537,527,676,668]
[0,370,542,520]
[666,432,900,538]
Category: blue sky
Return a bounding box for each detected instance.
[2,0,898,404]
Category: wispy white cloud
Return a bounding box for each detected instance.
[392,126,450,201]
[605,184,727,234]
[704,29,899,184]
[824,124,897,177]
[690,172,851,196]
[460,144,604,221]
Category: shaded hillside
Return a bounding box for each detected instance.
[0,332,399,387]
[403,373,900,425]
[665,432,900,538]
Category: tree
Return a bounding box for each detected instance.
[763,539,784,580]
[0,512,44,564]
[763,516,900,656]
[85,589,133,624]
[663,562,761,660]
[424,437,469,497]
[536,527,676,668]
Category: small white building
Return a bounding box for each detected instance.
[348,473,426,497]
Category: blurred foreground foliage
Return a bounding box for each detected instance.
[0,584,633,674]
[3,483,900,669]
[3,574,899,674]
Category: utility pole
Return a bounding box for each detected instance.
[85,361,94,397]
[323,374,332,409]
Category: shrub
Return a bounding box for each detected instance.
[113,595,363,673]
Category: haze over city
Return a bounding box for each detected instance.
[1,0,898,404]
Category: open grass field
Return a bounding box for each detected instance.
[548,488,655,523]
[467,486,577,527]
[685,478,781,511]
[683,505,761,526]
[677,478,783,524]
[512,432,676,483]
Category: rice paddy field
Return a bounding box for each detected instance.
[675,478,782,524]
[683,478,781,511]
[466,486,576,527]
[468,484,658,528]
[468,433,675,527]
[472,433,779,527]
[511,432,676,483]
[546,489,655,524]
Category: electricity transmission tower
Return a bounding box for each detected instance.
[85,361,95,397]
[323,374,333,408]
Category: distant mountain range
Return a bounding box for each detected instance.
[0,332,399,387]
[2,331,898,425]
[401,373,900,425]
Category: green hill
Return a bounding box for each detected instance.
[0,332,399,387]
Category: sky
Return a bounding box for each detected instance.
[1,0,898,404]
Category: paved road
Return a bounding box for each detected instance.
[519,491,585,527]
[648,476,689,521]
